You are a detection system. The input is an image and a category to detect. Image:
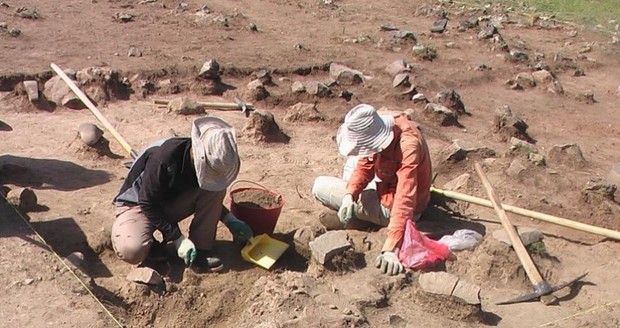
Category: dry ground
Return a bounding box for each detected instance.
[1,0,620,327]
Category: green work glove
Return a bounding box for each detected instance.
[374,251,404,276]
[173,235,196,266]
[337,194,355,225]
[222,213,253,246]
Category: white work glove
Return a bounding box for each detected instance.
[337,194,355,225]
[374,251,404,276]
[173,235,196,266]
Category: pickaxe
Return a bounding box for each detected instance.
[474,163,587,305]
[153,97,254,117]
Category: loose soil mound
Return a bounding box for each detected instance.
[232,189,282,209]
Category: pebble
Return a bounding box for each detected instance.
[78,123,104,146]
[6,187,38,212]
[291,81,305,93]
[128,46,142,57]
[329,304,338,310]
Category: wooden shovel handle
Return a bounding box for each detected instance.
[474,163,545,286]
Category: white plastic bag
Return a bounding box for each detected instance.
[438,229,483,251]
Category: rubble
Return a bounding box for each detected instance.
[78,123,104,146]
[438,140,496,163]
[430,18,448,33]
[293,226,318,259]
[167,97,205,115]
[424,103,458,126]
[607,164,620,186]
[308,231,352,265]
[22,80,39,102]
[76,66,131,103]
[127,267,164,286]
[392,73,410,88]
[532,70,554,85]
[452,279,481,305]
[477,24,497,40]
[244,79,270,101]
[528,153,546,166]
[385,60,411,76]
[492,227,543,246]
[198,59,220,80]
[6,187,37,212]
[128,46,142,57]
[284,103,326,123]
[388,30,417,45]
[443,173,471,191]
[575,90,595,104]
[494,106,531,142]
[506,159,527,177]
[242,110,290,144]
[305,81,331,97]
[412,44,437,61]
[582,181,616,200]
[434,89,466,115]
[547,143,586,168]
[291,81,305,93]
[255,69,273,85]
[329,63,364,85]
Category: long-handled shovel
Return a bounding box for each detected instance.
[50,63,138,160]
[474,163,587,305]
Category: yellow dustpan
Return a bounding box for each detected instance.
[241,234,289,270]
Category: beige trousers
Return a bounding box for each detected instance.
[111,188,226,264]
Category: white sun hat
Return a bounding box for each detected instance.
[191,116,240,191]
[336,104,395,156]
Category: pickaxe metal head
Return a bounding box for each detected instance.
[496,272,588,305]
[234,97,252,117]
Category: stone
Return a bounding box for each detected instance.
[507,50,529,62]
[198,59,220,80]
[128,46,142,57]
[459,17,478,30]
[62,93,87,110]
[424,103,458,126]
[445,42,458,49]
[510,137,536,153]
[291,81,305,93]
[244,79,270,101]
[167,97,205,115]
[388,314,406,325]
[412,44,437,61]
[249,23,258,32]
[607,164,620,186]
[434,89,466,115]
[514,72,536,88]
[452,279,481,305]
[401,85,417,97]
[284,103,325,123]
[242,110,290,144]
[439,140,496,163]
[528,153,546,166]
[388,30,417,43]
[430,18,448,33]
[22,80,39,102]
[439,142,467,162]
[531,70,554,85]
[308,231,352,265]
[6,187,37,211]
[443,173,470,191]
[329,63,364,85]
[255,69,273,85]
[392,73,409,88]
[115,12,134,23]
[305,81,331,97]
[492,227,543,246]
[64,252,85,271]
[506,159,527,177]
[418,272,459,296]
[575,90,595,104]
[573,69,585,77]
[126,267,164,286]
[582,181,616,200]
[157,79,181,94]
[293,225,317,257]
[385,60,411,76]
[78,123,104,146]
[8,28,20,37]
[411,93,427,103]
[494,106,530,141]
[548,143,586,168]
[477,24,497,39]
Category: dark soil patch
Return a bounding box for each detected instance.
[232,189,282,209]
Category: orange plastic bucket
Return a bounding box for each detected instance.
[228,180,285,235]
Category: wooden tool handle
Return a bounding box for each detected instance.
[51,63,137,159]
[474,163,545,286]
[153,99,254,110]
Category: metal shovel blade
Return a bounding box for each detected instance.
[496,272,588,305]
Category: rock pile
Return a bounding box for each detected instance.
[242,110,290,144]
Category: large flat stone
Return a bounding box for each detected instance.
[127,267,163,286]
[308,231,351,265]
[418,272,459,297]
[492,226,543,246]
[22,80,39,102]
[452,279,481,305]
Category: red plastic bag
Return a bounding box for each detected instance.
[398,219,451,270]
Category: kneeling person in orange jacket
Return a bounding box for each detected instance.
[312,104,432,275]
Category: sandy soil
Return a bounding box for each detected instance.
[1,0,620,327]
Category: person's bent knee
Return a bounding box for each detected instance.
[111,235,151,265]
[311,176,330,199]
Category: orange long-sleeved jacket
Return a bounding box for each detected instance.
[345,115,432,251]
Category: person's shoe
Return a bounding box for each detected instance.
[190,249,224,273]
[145,240,169,262]
[319,210,345,230]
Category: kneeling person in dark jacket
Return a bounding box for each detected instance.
[111,116,252,272]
